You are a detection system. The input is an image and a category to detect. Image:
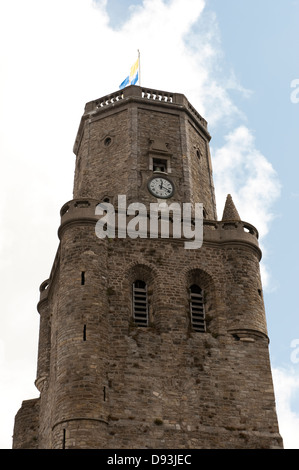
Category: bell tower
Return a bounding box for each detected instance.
[72,86,217,218]
[13,85,283,449]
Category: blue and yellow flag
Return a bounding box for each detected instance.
[119,57,139,89]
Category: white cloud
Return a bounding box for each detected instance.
[0,0,282,448]
[213,126,281,237]
[212,125,281,290]
[272,367,299,449]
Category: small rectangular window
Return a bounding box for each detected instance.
[132,281,148,327]
[190,285,206,333]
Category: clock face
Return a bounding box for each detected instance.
[148,177,174,199]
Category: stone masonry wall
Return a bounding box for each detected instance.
[101,235,281,449]
[13,398,40,449]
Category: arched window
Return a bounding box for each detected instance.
[132,280,148,327]
[189,284,206,332]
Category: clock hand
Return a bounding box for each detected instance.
[161,182,170,191]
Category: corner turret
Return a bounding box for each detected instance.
[222,194,241,221]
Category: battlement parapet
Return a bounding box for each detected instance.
[74,85,209,154]
[58,198,260,247]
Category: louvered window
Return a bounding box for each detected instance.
[190,284,206,332]
[132,280,148,327]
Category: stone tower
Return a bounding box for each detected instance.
[13,85,283,449]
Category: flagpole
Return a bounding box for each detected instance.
[138,49,141,87]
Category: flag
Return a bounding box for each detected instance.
[119,76,130,89]
[119,57,139,89]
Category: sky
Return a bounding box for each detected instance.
[0,0,298,449]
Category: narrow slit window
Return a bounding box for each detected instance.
[132,280,148,327]
[103,386,106,401]
[81,271,85,285]
[83,324,86,341]
[190,284,206,333]
[62,429,66,449]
